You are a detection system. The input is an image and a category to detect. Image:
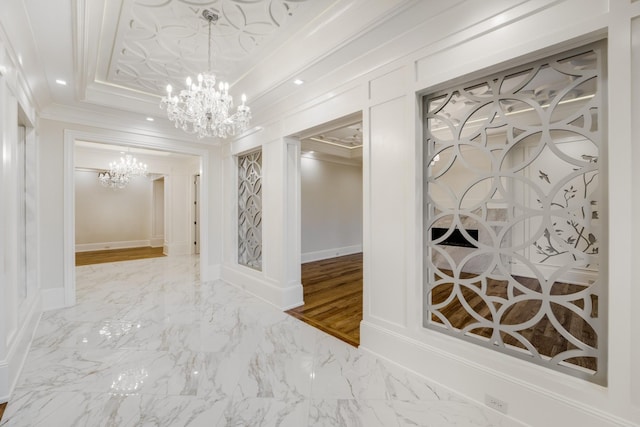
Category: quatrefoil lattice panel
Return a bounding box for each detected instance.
[423,43,605,384]
[238,150,263,270]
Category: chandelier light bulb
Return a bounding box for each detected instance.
[98,153,148,189]
[159,9,252,139]
[166,84,172,94]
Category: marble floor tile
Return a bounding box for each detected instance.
[219,396,309,427]
[233,352,314,399]
[0,390,140,427]
[309,399,399,427]
[133,394,229,427]
[392,400,506,427]
[257,316,323,355]
[311,334,387,400]
[198,351,252,398]
[1,255,515,427]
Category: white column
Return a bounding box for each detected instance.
[262,138,303,308]
[0,61,41,402]
[284,138,301,298]
[222,136,303,310]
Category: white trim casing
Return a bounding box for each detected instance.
[41,288,66,311]
[301,244,363,263]
[221,264,303,311]
[63,128,214,308]
[163,241,191,256]
[220,2,640,425]
[0,292,41,403]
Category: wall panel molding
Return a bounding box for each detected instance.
[360,320,631,427]
[367,95,407,327]
[221,264,303,310]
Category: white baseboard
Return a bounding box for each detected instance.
[42,288,67,311]
[150,237,164,248]
[75,239,150,252]
[164,242,190,256]
[301,244,362,263]
[360,321,631,427]
[0,292,41,403]
[222,264,303,310]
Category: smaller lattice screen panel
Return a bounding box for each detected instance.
[423,42,606,384]
[238,150,262,270]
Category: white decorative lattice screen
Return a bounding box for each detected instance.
[423,43,605,384]
[238,150,262,270]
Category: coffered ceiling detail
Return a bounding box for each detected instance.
[17,0,421,122]
[103,0,315,95]
[310,123,362,148]
[298,114,363,164]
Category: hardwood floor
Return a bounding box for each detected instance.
[286,253,597,372]
[287,253,363,347]
[429,269,598,371]
[75,246,165,266]
[0,402,5,421]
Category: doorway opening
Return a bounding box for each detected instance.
[286,113,364,346]
[73,141,201,266]
[63,131,209,307]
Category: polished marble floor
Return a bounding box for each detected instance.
[1,255,518,426]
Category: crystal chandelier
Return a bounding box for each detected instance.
[160,10,251,139]
[98,154,148,189]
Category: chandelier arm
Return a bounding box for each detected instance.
[208,15,212,73]
[98,154,148,189]
[160,9,251,139]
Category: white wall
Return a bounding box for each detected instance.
[221,1,640,426]
[72,142,201,256]
[0,14,42,403]
[0,0,223,405]
[1,0,639,425]
[74,169,152,250]
[301,156,362,262]
[221,138,304,310]
[631,12,640,408]
[37,117,218,311]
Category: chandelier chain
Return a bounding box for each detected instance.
[207,13,212,72]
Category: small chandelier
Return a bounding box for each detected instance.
[160,9,251,139]
[98,154,148,189]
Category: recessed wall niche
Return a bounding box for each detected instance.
[423,42,605,384]
[237,150,263,270]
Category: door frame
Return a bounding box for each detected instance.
[63,129,211,307]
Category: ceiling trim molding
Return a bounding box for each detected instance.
[300,152,361,168]
[0,1,50,113]
[40,102,217,146]
[294,111,362,140]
